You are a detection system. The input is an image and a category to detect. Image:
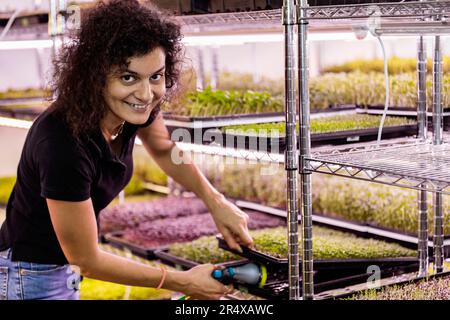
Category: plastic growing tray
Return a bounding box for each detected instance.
[321,269,450,300]
[163,106,357,147]
[213,124,418,153]
[253,265,416,300]
[221,261,419,300]
[360,105,450,130]
[217,236,419,272]
[153,249,202,270]
[103,231,168,260]
[154,246,419,300]
[235,201,450,258]
[163,106,354,124]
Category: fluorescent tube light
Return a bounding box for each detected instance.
[0,117,33,129]
[181,32,377,46]
[0,39,53,50]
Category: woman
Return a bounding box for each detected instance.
[0,0,253,300]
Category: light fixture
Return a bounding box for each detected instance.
[181,31,379,46]
[0,117,33,129]
[0,39,53,50]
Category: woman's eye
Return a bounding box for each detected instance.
[121,75,136,83]
[151,74,163,81]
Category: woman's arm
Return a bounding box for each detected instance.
[47,198,231,299]
[137,113,253,251]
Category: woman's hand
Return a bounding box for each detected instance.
[207,195,254,253]
[176,264,234,300]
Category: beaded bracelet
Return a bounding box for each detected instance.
[156,266,167,290]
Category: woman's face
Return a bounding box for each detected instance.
[103,47,166,125]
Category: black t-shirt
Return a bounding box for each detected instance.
[0,105,160,265]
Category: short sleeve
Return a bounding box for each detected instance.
[138,105,161,128]
[36,137,94,202]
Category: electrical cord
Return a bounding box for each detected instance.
[0,9,22,41]
[376,35,390,145]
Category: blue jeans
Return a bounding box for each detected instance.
[0,248,81,300]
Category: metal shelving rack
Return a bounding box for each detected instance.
[177,1,450,300]
[294,0,450,300]
[41,0,450,300]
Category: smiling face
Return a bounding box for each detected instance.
[102,47,167,128]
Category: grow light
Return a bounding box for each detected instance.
[176,141,284,163]
[182,32,368,46]
[0,116,32,129]
[0,39,53,50]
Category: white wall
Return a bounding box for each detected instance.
[0,0,49,12]
[0,47,52,91]
[0,35,449,91]
[189,36,450,81]
[0,126,28,177]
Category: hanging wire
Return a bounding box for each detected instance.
[376,35,390,145]
[0,9,22,40]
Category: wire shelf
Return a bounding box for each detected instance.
[177,1,449,34]
[302,1,450,20]
[176,141,285,163]
[306,141,450,194]
[179,9,282,33]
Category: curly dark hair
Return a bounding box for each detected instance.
[49,0,184,138]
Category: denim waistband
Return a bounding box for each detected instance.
[0,248,11,259]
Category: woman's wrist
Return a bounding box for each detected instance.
[162,270,190,293]
[202,190,226,215]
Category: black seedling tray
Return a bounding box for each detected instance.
[102,203,284,262]
[0,106,43,120]
[217,236,419,271]
[153,249,203,270]
[154,248,418,300]
[212,124,418,153]
[164,106,357,144]
[153,252,290,299]
[103,231,168,260]
[0,97,45,105]
[225,261,419,300]
[164,112,285,147]
[310,0,416,5]
[163,106,355,123]
[235,201,450,258]
[360,105,450,130]
[309,212,450,258]
[310,211,450,256]
[325,270,450,300]
[154,249,258,273]
[362,104,450,114]
[163,111,285,124]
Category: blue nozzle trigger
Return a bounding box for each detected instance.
[212,269,223,279]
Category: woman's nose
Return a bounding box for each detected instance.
[134,80,153,103]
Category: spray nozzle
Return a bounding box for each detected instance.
[212,263,267,288]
